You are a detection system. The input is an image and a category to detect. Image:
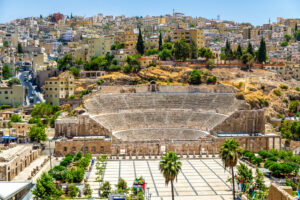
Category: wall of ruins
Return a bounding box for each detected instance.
[0,146,40,181]
[54,139,112,156]
[267,183,294,200]
[211,109,265,135]
[55,115,111,137]
[54,136,276,156]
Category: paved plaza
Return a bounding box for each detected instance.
[87,158,236,200]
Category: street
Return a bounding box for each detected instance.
[17,70,45,106]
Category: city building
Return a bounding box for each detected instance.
[0,84,26,107]
[172,28,204,48]
[43,71,75,105]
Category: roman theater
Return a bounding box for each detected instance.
[54,84,280,157]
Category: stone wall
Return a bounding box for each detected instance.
[54,136,275,156]
[267,183,294,200]
[55,115,111,137]
[211,109,265,135]
[54,138,112,156]
[0,145,40,181]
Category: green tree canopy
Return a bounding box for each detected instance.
[2,65,11,79]
[17,43,23,53]
[58,54,73,71]
[189,69,202,85]
[136,28,145,55]
[29,125,47,142]
[257,38,267,63]
[190,40,198,59]
[284,34,292,42]
[159,32,163,51]
[173,38,190,61]
[10,114,22,122]
[158,49,172,61]
[159,152,182,200]
[69,67,80,77]
[32,172,63,200]
[219,139,241,200]
[99,181,111,198]
[68,184,79,198]
[7,77,21,86]
[236,44,243,58]
[247,42,254,56]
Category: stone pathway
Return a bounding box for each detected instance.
[86,158,102,198]
[102,158,235,200]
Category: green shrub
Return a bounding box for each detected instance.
[10,114,21,122]
[206,76,217,84]
[107,65,121,71]
[0,105,12,110]
[285,178,297,191]
[264,160,275,169]
[280,84,289,90]
[68,95,75,99]
[273,89,282,96]
[189,69,202,85]
[258,150,271,159]
[251,156,263,166]
[268,156,278,162]
[258,98,269,107]
[68,184,79,198]
[296,87,300,92]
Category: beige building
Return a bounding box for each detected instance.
[0,85,25,106]
[0,145,40,181]
[88,35,114,60]
[43,71,75,105]
[172,29,204,48]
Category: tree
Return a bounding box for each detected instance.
[257,38,267,63]
[219,139,241,200]
[3,41,9,48]
[159,31,163,51]
[158,49,172,61]
[32,172,62,200]
[204,48,216,61]
[294,30,300,41]
[68,184,79,198]
[7,77,21,86]
[115,178,129,193]
[136,28,145,55]
[224,39,232,58]
[28,125,47,142]
[284,34,292,42]
[241,53,254,69]
[162,42,173,50]
[236,44,243,58]
[58,54,73,71]
[190,40,198,59]
[2,64,11,79]
[10,114,21,122]
[189,69,202,85]
[247,42,254,56]
[173,38,190,61]
[289,100,299,113]
[83,183,92,197]
[69,67,80,77]
[254,168,267,193]
[159,152,182,200]
[17,43,23,53]
[99,181,111,198]
[145,48,158,56]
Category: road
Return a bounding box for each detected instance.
[17,70,45,106]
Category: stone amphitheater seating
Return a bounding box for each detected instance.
[84,92,244,141]
[92,110,228,133]
[85,93,242,114]
[113,128,208,141]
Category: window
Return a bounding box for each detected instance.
[92,146,96,152]
[0,91,1,94]
[64,147,67,152]
[50,88,52,90]
[46,88,48,90]
[4,91,8,94]
[100,146,104,152]
[5,97,8,99]
[61,88,63,91]
[84,146,88,152]
[10,91,13,94]
[55,88,57,90]
[72,146,76,151]
[61,82,63,84]
[50,82,52,84]
[55,82,57,84]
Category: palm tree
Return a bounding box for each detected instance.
[219,139,241,200]
[159,152,182,200]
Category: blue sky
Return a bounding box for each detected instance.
[0,0,299,25]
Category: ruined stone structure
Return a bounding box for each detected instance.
[54,85,279,156]
[0,145,40,181]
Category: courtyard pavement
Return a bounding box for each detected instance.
[99,158,235,200]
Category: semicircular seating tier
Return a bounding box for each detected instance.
[84,92,248,141]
